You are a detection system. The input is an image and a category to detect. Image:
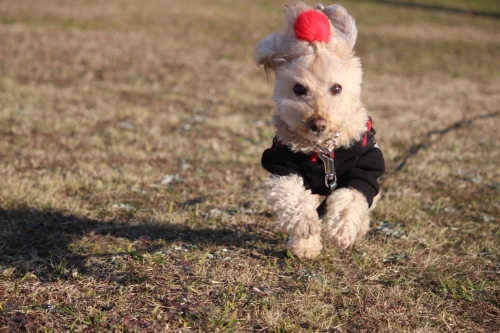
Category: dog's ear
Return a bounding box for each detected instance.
[255,2,312,75]
[320,4,358,48]
[254,32,283,75]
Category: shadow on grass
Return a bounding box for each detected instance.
[371,0,500,19]
[0,207,278,281]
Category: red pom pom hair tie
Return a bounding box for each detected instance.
[294,10,331,43]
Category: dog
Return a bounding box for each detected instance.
[255,2,385,258]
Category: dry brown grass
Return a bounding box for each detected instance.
[1,0,499,332]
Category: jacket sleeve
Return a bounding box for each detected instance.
[336,147,385,207]
[261,148,304,178]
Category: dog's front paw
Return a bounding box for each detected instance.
[325,188,370,249]
[287,233,323,259]
[264,174,321,238]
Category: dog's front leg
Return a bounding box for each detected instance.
[264,174,322,258]
[324,188,370,249]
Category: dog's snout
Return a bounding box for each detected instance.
[309,118,327,133]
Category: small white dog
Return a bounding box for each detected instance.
[256,2,385,258]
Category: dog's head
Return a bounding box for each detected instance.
[256,2,367,152]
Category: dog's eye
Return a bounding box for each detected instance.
[330,84,342,95]
[293,84,308,96]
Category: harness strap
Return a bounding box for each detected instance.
[316,198,328,219]
[316,118,373,219]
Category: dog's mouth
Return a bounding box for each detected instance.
[305,131,331,148]
[278,116,341,149]
[309,128,327,136]
[303,116,345,143]
[304,122,344,148]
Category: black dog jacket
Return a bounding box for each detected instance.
[261,119,385,207]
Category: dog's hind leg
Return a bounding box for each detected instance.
[264,174,322,258]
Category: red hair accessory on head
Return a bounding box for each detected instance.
[294,10,331,43]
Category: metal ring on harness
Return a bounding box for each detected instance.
[315,139,339,219]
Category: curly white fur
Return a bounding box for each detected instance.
[324,188,370,249]
[255,2,368,153]
[264,174,324,259]
[257,2,380,258]
[287,233,323,259]
[264,174,321,238]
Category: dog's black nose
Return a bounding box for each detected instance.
[309,118,327,133]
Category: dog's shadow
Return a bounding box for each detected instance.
[0,207,281,282]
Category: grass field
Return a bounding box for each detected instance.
[1,0,499,332]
